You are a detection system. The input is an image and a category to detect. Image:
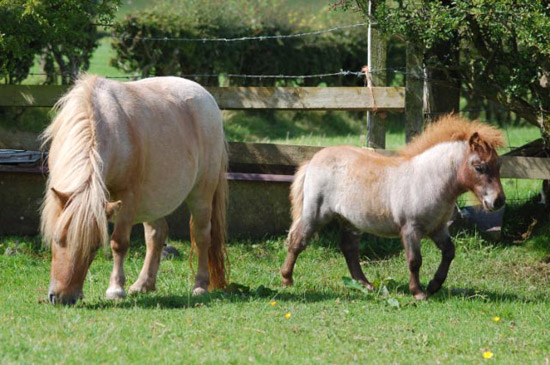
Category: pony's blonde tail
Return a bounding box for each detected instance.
[190,147,229,290]
[288,162,309,240]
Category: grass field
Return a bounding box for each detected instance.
[1,206,549,363]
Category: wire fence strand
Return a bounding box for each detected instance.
[111,22,369,42]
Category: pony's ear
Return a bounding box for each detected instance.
[105,200,122,220]
[51,187,71,207]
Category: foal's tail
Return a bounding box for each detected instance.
[288,162,309,239]
[206,148,229,290]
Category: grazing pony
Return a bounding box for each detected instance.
[281,115,505,299]
[41,75,228,304]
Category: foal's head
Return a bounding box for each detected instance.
[458,132,505,211]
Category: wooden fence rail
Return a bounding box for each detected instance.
[1,85,549,179]
[0,85,405,111]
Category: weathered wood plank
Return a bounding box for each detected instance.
[501,156,550,179]
[0,85,68,107]
[1,143,548,179]
[0,85,405,111]
[208,87,404,110]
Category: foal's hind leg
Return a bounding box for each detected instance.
[281,219,316,286]
[339,223,374,291]
[426,228,455,296]
[128,218,168,295]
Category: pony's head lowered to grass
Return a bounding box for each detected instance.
[400,114,506,211]
[40,77,121,305]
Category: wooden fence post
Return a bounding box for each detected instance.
[366,0,387,149]
[405,41,424,142]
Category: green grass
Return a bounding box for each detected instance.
[1,215,549,363]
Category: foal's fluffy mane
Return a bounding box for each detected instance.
[399,114,505,158]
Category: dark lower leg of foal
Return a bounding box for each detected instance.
[401,232,425,300]
[281,220,311,286]
[339,223,373,291]
[426,231,455,295]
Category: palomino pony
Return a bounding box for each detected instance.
[41,75,228,305]
[281,115,505,299]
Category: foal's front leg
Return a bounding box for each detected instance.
[129,218,168,294]
[339,223,374,291]
[426,228,455,296]
[401,227,426,300]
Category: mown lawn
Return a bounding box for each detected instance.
[1,202,549,363]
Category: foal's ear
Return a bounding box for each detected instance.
[105,200,122,219]
[468,132,489,154]
[51,187,71,207]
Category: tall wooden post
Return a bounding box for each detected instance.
[405,41,424,142]
[366,0,387,149]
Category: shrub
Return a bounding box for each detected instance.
[110,0,368,86]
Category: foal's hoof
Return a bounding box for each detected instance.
[192,287,208,296]
[281,276,294,287]
[413,292,428,301]
[105,287,126,300]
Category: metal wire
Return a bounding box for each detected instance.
[111,22,369,42]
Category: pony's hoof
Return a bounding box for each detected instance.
[192,287,208,296]
[106,287,126,300]
[128,281,155,295]
[413,292,428,301]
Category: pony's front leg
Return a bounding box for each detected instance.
[339,223,374,291]
[106,218,133,300]
[401,227,426,300]
[426,228,455,296]
[129,218,168,295]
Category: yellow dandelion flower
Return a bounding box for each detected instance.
[284,312,291,319]
[483,351,494,359]
[269,301,276,306]
[493,316,500,322]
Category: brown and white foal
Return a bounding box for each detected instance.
[281,115,505,299]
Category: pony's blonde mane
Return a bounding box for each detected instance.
[399,114,505,158]
[40,74,109,262]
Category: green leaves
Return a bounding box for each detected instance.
[342,276,401,309]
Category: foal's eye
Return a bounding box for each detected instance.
[474,164,487,173]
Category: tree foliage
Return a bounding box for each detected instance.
[0,0,120,84]
[338,0,550,145]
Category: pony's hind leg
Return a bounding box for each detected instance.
[401,226,426,300]
[188,203,213,296]
[426,228,455,296]
[339,222,374,291]
[128,218,169,295]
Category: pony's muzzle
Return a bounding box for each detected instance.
[48,280,80,305]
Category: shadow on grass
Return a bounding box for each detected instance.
[79,279,548,311]
[382,280,549,304]
[80,288,363,310]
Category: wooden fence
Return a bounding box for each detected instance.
[1,84,549,179]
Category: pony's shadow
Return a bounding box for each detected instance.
[80,289,360,310]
